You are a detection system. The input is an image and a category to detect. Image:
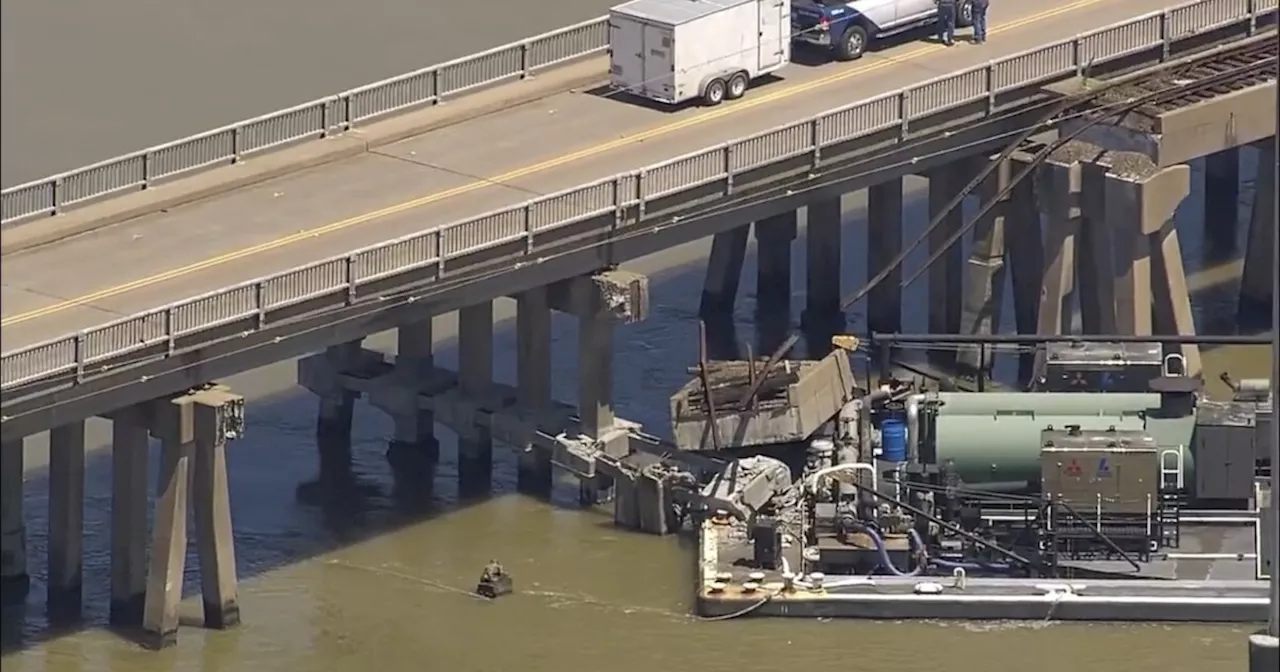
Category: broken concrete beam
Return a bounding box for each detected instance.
[533,270,650,323]
[304,349,641,482]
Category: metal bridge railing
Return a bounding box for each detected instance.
[0,18,610,226]
[2,0,1277,394]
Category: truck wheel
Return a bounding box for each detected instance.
[726,72,749,100]
[957,1,974,28]
[834,25,868,61]
[702,78,727,106]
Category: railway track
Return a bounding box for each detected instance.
[1090,35,1277,122]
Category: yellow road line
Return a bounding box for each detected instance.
[3,0,1106,327]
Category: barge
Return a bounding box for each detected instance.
[646,339,1275,622]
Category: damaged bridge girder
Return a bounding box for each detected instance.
[299,347,637,481]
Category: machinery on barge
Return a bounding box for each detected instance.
[665,339,1273,581]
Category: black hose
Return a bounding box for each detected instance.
[848,523,925,577]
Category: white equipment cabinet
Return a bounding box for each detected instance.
[608,0,791,106]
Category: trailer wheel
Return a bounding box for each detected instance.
[834,25,868,61]
[702,78,727,106]
[726,72,749,100]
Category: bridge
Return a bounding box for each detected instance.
[1,0,1277,651]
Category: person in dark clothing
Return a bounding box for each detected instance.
[936,0,957,47]
[972,0,990,44]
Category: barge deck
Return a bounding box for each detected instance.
[694,519,1269,622]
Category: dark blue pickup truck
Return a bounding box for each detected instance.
[792,0,973,61]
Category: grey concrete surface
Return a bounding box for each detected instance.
[0,0,1176,353]
[0,0,619,186]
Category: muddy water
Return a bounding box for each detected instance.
[2,153,1272,670]
[0,0,621,185]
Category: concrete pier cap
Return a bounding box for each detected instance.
[1057,79,1277,168]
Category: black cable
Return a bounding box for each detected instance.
[736,46,1276,406]
[899,51,1278,292]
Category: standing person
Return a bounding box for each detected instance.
[971,0,990,44]
[936,0,957,47]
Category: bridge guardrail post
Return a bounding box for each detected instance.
[984,62,996,116]
[338,95,351,133]
[809,119,822,172]
[343,257,356,305]
[1160,10,1171,61]
[253,284,266,329]
[230,126,241,165]
[164,310,174,356]
[523,204,534,255]
[51,177,63,217]
[636,171,647,219]
[897,91,910,139]
[72,333,84,385]
[725,143,737,194]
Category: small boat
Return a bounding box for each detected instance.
[475,560,513,599]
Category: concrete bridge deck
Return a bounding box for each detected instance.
[0,0,1217,350]
[1,0,1276,442]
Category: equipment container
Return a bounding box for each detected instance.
[608,0,791,106]
[1040,426,1160,515]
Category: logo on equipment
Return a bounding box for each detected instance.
[1096,457,1112,479]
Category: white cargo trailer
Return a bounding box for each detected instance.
[608,0,791,106]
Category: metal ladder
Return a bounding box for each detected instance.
[1159,448,1186,548]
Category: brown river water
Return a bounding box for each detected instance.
[0,2,1273,670]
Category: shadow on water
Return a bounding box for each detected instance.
[0,149,1269,657]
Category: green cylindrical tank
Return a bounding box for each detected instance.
[933,392,1161,416]
[928,392,1194,486]
[934,413,1148,484]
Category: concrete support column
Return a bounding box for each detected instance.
[192,393,240,631]
[1033,157,1081,342]
[865,179,906,337]
[1075,161,1116,334]
[143,398,195,651]
[926,163,973,347]
[754,212,796,352]
[1151,222,1202,377]
[578,313,615,505]
[804,197,844,357]
[699,225,749,318]
[316,340,362,488]
[391,319,440,463]
[1,438,28,605]
[110,406,149,626]
[1240,139,1276,326]
[48,421,86,619]
[958,158,1010,373]
[458,301,494,498]
[1104,171,1156,336]
[1002,162,1045,384]
[517,288,554,497]
[866,179,904,335]
[1203,148,1240,260]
